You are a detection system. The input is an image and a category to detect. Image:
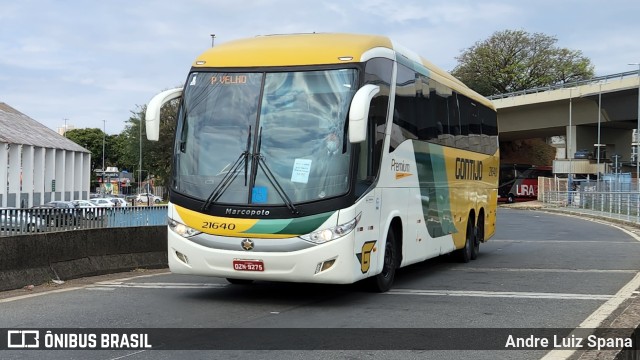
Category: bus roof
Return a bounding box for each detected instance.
[192,33,493,109]
[193,33,392,68]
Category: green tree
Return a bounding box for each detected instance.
[66,128,121,170]
[117,101,178,187]
[451,30,595,96]
[66,128,105,171]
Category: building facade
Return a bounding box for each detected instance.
[0,102,91,208]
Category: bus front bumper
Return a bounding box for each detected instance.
[167,230,361,284]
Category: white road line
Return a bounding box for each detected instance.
[88,282,228,290]
[0,287,84,303]
[491,239,638,244]
[385,289,613,301]
[540,219,640,360]
[541,272,640,360]
[109,349,147,360]
[0,272,171,303]
[453,267,638,274]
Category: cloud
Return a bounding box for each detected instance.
[1,0,639,134]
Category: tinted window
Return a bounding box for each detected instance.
[357,58,393,196]
[389,62,497,154]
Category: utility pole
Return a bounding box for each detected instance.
[211,34,216,47]
[102,120,106,171]
[139,117,142,195]
[629,63,640,190]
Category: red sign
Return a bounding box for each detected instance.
[232,260,264,272]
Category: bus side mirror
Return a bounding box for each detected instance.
[145,87,183,141]
[348,84,380,143]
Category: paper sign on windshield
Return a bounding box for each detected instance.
[291,159,312,184]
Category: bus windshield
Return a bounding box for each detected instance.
[173,69,359,206]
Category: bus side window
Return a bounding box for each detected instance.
[356,58,392,197]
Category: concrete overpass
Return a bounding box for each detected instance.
[491,71,640,175]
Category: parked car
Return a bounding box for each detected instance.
[136,193,163,204]
[31,202,80,227]
[90,198,117,208]
[0,208,46,233]
[110,198,128,207]
[71,200,101,219]
[574,149,593,159]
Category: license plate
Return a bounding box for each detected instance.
[233,259,264,272]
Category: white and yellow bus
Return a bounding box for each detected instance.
[145,33,499,292]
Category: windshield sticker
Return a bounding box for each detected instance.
[252,186,267,204]
[189,76,197,86]
[291,158,312,184]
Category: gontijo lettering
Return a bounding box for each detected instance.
[455,157,483,180]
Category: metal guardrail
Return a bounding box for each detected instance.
[487,71,639,100]
[539,190,640,223]
[0,206,168,237]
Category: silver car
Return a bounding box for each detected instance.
[0,208,46,233]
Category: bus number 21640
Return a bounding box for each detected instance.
[202,222,236,230]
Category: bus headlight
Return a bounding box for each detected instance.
[169,219,201,237]
[300,213,361,244]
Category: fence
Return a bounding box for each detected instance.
[0,205,168,237]
[538,177,640,223]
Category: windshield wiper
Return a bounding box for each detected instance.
[253,127,299,214]
[201,126,252,211]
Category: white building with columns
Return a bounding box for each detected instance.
[0,103,91,208]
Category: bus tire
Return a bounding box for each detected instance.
[471,217,483,260]
[226,278,254,285]
[368,229,398,293]
[456,218,474,263]
[507,194,515,203]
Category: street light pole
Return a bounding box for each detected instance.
[102,120,106,195]
[630,63,640,190]
[102,120,106,171]
[596,83,603,189]
[568,87,574,202]
[139,118,142,195]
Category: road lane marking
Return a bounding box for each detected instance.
[540,220,640,360]
[453,267,638,274]
[109,349,147,360]
[0,272,171,302]
[385,289,613,301]
[0,287,84,303]
[88,282,228,290]
[490,239,638,244]
[541,271,640,360]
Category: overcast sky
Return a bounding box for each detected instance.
[1,0,639,135]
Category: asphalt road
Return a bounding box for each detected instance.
[1,208,639,360]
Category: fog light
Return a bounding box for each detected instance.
[321,259,335,271]
[315,258,336,274]
[175,251,189,264]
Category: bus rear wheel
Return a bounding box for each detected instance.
[471,217,483,260]
[368,229,398,293]
[456,218,475,263]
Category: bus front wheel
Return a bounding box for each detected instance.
[368,229,398,293]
